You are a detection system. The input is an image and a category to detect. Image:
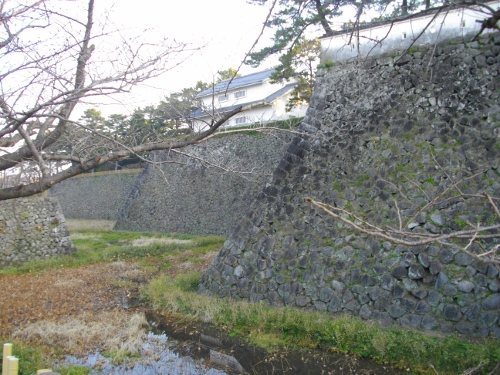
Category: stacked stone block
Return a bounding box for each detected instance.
[0,195,75,267]
[50,171,140,220]
[200,33,500,337]
[114,132,294,236]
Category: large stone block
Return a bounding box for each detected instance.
[199,35,500,339]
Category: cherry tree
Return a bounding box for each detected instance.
[0,0,246,200]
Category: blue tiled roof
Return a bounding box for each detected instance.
[196,68,276,98]
[190,84,296,118]
[264,83,296,104]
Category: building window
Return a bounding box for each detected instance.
[402,32,407,39]
[218,94,229,102]
[235,117,247,125]
[234,90,246,99]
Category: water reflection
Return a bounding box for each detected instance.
[61,312,404,375]
[63,331,228,375]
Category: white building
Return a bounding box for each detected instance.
[190,69,307,131]
[320,1,500,62]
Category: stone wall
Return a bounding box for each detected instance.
[49,170,141,220]
[114,132,294,236]
[199,34,500,337]
[0,194,75,268]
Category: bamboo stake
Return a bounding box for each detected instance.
[2,344,12,375]
[7,357,18,375]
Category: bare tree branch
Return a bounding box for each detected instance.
[0,105,244,200]
[0,0,257,199]
[307,191,500,265]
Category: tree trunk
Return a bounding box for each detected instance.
[314,0,334,35]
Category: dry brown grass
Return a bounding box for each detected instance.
[13,310,148,358]
[66,219,116,231]
[0,264,140,337]
[108,261,144,279]
[66,233,95,239]
[131,237,193,247]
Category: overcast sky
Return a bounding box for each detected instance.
[85,0,275,116]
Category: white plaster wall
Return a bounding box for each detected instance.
[192,78,306,131]
[321,1,500,62]
[199,80,285,109]
[192,100,305,131]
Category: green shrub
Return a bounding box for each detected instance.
[56,366,91,375]
[0,339,47,375]
[175,272,202,292]
[318,61,335,69]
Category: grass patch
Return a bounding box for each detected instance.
[332,182,342,190]
[318,60,335,69]
[355,174,370,186]
[1,223,224,276]
[408,46,420,55]
[56,365,91,375]
[0,339,47,375]
[174,272,202,292]
[143,277,500,375]
[454,218,467,229]
[5,223,498,375]
[424,175,439,186]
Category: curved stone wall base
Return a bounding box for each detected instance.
[200,33,500,338]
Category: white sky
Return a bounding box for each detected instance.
[84,0,277,116]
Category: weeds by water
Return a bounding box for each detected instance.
[3,221,499,375]
[56,365,91,375]
[0,222,225,374]
[144,276,500,375]
[13,311,147,360]
[0,338,91,375]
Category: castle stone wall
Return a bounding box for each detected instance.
[0,194,75,268]
[114,132,294,236]
[49,170,141,220]
[199,34,500,337]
